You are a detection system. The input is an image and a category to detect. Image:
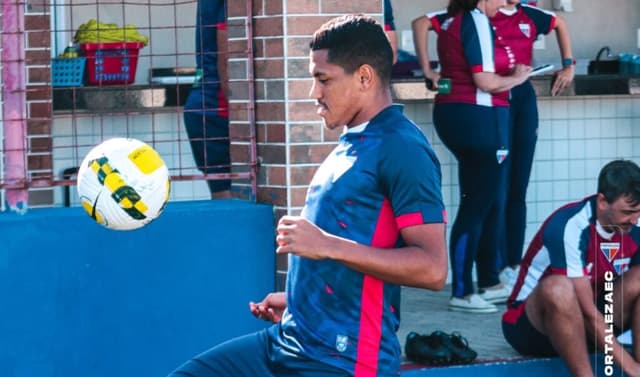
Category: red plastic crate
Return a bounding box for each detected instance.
[80,42,144,85]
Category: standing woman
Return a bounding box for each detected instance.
[490,0,575,285]
[413,0,531,313]
[183,0,231,199]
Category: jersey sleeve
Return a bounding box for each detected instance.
[383,0,396,31]
[427,9,448,33]
[521,4,556,36]
[543,212,589,277]
[378,133,446,229]
[461,10,495,73]
[628,229,640,268]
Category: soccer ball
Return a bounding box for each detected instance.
[77,138,170,230]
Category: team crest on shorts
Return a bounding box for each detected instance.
[335,334,349,352]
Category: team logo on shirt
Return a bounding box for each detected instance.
[441,17,453,31]
[519,23,531,38]
[336,334,349,352]
[496,149,509,164]
[613,257,630,275]
[600,242,620,262]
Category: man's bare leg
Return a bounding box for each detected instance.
[613,266,640,362]
[525,275,594,377]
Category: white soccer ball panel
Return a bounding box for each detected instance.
[77,138,170,231]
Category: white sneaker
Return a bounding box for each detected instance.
[478,285,511,304]
[499,266,520,291]
[449,294,498,313]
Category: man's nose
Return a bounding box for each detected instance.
[309,81,320,99]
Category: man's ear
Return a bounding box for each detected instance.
[596,193,609,212]
[357,64,375,89]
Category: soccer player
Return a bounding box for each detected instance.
[502,160,640,377]
[166,14,448,376]
[490,0,575,286]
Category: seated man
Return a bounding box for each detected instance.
[502,159,640,377]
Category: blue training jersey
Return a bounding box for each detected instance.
[272,105,446,376]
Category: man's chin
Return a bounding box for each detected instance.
[612,225,632,234]
[321,119,340,130]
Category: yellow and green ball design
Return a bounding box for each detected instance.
[77,138,170,231]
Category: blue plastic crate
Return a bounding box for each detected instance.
[52,57,86,87]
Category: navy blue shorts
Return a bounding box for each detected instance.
[166,326,351,377]
[502,300,619,357]
[502,302,556,357]
[183,111,231,193]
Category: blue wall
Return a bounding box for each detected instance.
[0,200,275,377]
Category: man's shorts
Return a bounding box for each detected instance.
[502,302,557,357]
[167,325,351,377]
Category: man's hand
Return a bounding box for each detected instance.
[249,292,287,323]
[275,216,336,260]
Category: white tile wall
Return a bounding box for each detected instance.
[403,95,640,264]
[46,95,640,250]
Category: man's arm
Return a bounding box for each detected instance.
[573,278,640,376]
[276,217,448,290]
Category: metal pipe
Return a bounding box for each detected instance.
[245,0,258,201]
[2,0,29,213]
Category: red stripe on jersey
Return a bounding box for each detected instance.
[354,198,397,376]
[396,212,424,229]
[502,301,526,324]
[354,276,383,377]
[547,16,556,34]
[217,89,229,117]
[469,64,484,73]
[431,17,442,33]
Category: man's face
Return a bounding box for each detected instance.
[598,193,640,234]
[308,49,361,130]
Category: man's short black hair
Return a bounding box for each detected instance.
[309,14,393,85]
[598,159,640,206]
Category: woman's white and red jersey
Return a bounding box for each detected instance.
[428,9,516,107]
[491,4,556,66]
[503,195,640,324]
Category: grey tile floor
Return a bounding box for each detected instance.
[397,286,521,362]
